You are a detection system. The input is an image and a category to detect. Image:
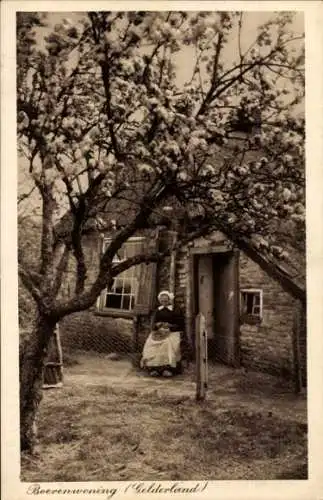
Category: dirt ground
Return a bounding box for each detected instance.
[21,351,307,482]
[66,352,307,422]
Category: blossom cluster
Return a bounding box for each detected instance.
[17,11,305,259]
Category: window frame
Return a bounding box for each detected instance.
[240,288,263,324]
[96,236,146,317]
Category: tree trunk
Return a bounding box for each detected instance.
[19,314,56,453]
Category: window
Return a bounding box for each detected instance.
[96,232,159,317]
[105,253,137,311]
[97,237,149,315]
[240,289,263,324]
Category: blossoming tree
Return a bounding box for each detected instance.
[17,11,305,452]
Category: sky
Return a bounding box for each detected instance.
[35,11,304,86]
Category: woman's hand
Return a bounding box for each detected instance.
[156,322,170,329]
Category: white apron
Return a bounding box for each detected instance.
[140,330,181,369]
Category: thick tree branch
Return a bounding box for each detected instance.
[216,220,306,304]
[71,209,87,295]
[100,61,121,160]
[39,183,56,282]
[51,181,170,317]
[54,172,107,294]
[52,243,70,298]
[196,32,223,117]
[100,181,168,268]
[111,221,220,277]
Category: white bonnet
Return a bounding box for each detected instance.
[157,290,174,302]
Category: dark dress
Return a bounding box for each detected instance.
[153,306,185,332]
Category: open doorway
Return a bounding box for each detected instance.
[194,250,240,367]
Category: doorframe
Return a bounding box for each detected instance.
[187,246,241,367]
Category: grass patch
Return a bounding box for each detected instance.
[21,377,307,482]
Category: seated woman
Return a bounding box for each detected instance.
[140,290,188,377]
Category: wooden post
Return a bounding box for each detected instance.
[195,312,208,401]
[292,303,303,394]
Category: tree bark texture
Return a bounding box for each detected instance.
[19,314,56,453]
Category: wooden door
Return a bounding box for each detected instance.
[212,251,240,366]
[197,255,215,340]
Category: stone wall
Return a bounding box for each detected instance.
[172,238,304,381]
[175,246,189,312]
[239,252,296,378]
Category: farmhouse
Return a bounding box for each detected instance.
[60,224,306,385]
[53,120,306,386]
